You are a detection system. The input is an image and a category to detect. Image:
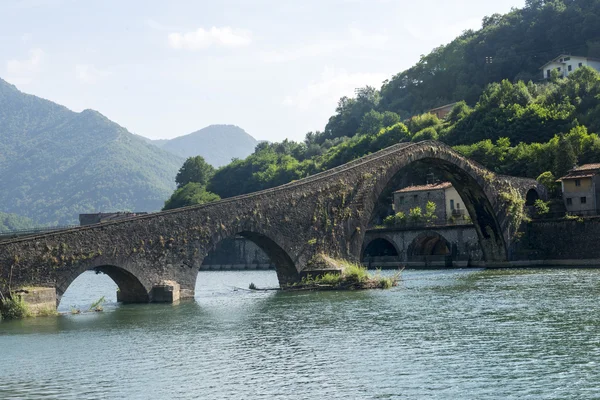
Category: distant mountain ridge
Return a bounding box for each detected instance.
[151,125,258,167]
[0,78,183,225]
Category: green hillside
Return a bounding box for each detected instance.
[0,78,183,225]
[158,125,258,167]
[192,0,600,204]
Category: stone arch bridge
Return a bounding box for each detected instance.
[0,141,545,306]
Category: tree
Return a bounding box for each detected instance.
[554,135,577,178]
[412,127,438,142]
[175,156,215,188]
[163,183,220,210]
[536,171,559,197]
[359,110,384,136]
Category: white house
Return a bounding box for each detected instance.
[540,55,600,80]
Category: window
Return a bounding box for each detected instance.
[567,198,573,206]
[579,62,583,67]
[450,199,454,210]
[547,69,551,78]
[564,57,571,61]
[568,65,572,72]
[457,203,461,209]
[413,195,418,202]
[399,196,405,205]
[575,179,581,187]
[557,67,561,72]
[581,196,587,204]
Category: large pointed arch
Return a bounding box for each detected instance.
[359,142,508,262]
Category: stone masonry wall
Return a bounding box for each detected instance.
[511,217,600,260]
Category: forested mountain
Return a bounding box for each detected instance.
[155,125,258,167]
[0,212,34,233]
[0,78,183,225]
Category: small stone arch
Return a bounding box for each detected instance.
[200,230,299,285]
[407,232,452,259]
[525,188,540,206]
[56,258,151,306]
[362,237,400,259]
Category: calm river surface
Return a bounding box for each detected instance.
[2,268,600,399]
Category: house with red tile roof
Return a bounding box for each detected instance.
[393,182,467,222]
[557,164,600,215]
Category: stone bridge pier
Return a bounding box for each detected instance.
[0,141,546,315]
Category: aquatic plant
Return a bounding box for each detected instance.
[89,296,106,312]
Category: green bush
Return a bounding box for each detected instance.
[383,211,406,227]
[409,207,423,222]
[533,199,550,216]
[0,296,31,320]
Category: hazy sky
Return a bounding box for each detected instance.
[1,0,524,142]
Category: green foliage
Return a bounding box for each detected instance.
[533,199,550,216]
[175,156,215,188]
[89,296,106,312]
[554,135,577,178]
[412,127,438,142]
[383,211,406,227]
[408,207,423,222]
[499,186,526,232]
[536,171,559,197]
[298,261,398,290]
[406,113,441,134]
[0,295,31,320]
[163,183,220,210]
[0,212,34,233]
[379,1,600,119]
[424,201,437,223]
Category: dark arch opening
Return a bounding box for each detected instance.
[57,265,149,311]
[363,151,506,262]
[525,189,540,206]
[408,233,451,259]
[363,238,399,258]
[200,231,298,286]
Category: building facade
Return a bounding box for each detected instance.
[558,164,600,215]
[541,55,600,80]
[392,182,467,222]
[428,102,457,119]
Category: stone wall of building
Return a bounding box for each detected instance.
[511,217,600,260]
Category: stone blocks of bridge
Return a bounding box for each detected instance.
[13,287,57,316]
[150,280,181,303]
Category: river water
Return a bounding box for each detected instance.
[1,268,600,399]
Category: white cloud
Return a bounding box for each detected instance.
[5,48,44,85]
[261,28,389,64]
[283,67,388,111]
[168,27,252,50]
[75,64,111,84]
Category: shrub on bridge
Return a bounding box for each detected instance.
[533,199,550,218]
[383,211,406,227]
[409,207,423,223]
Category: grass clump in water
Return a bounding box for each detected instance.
[292,260,400,290]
